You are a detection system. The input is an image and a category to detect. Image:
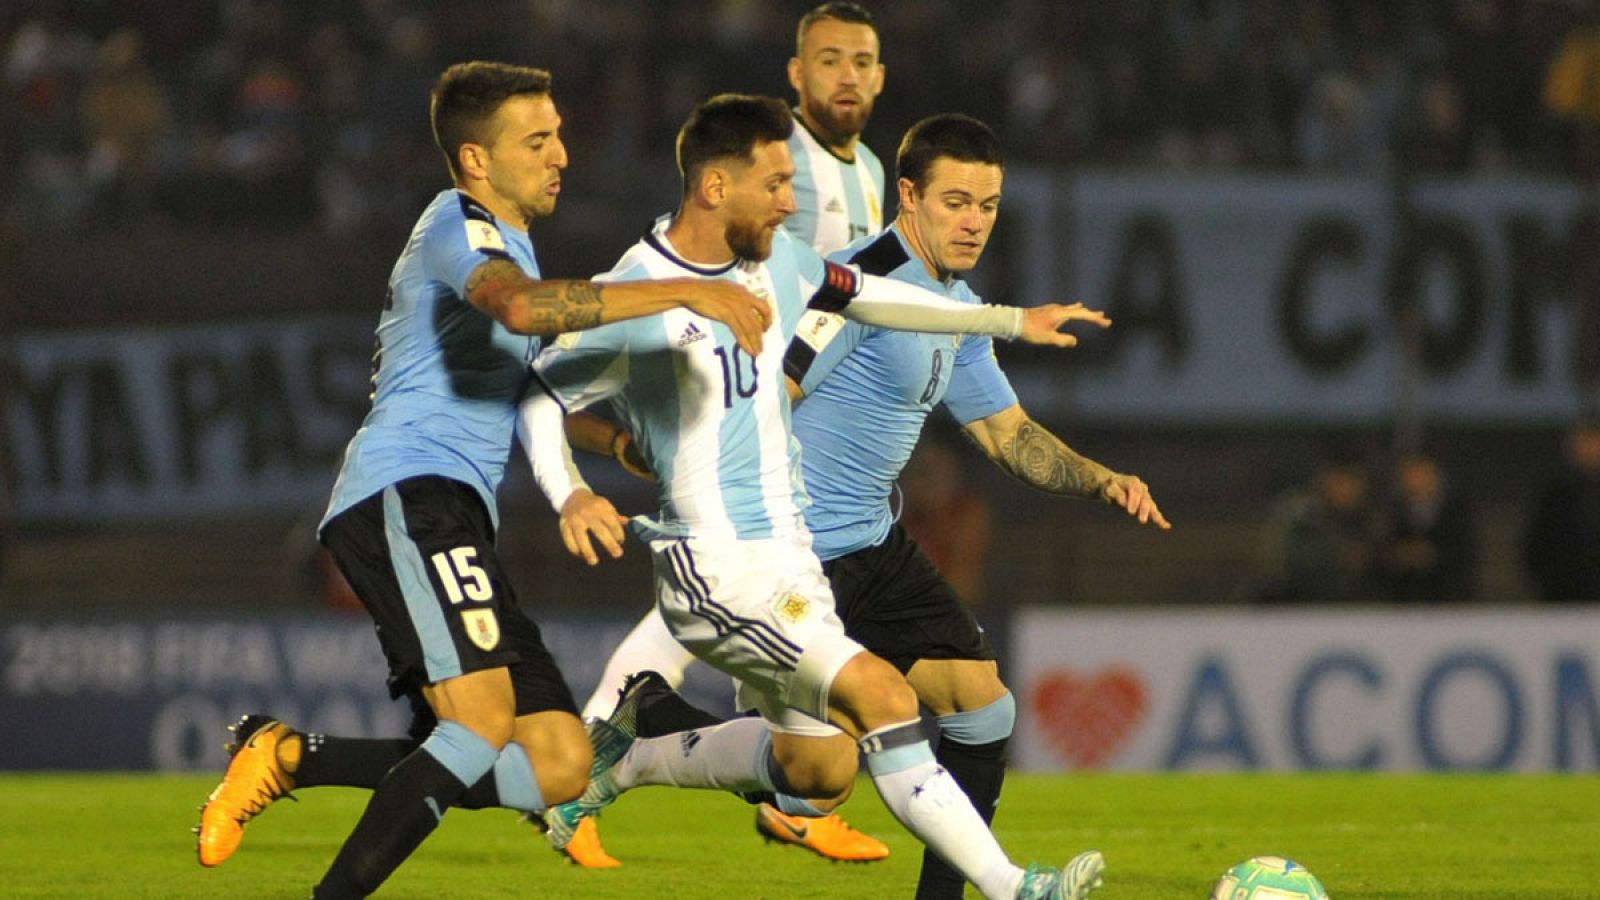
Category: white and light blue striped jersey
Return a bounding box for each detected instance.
[791,225,1018,560]
[322,189,540,531]
[785,117,885,254]
[532,221,848,544]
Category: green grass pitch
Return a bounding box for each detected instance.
[1,772,1594,898]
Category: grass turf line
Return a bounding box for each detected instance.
[0,772,1595,898]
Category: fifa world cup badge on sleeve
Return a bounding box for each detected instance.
[795,310,845,352]
[466,220,507,253]
[462,609,502,650]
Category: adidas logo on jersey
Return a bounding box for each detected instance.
[676,322,708,347]
[825,197,844,213]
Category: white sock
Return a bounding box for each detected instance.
[614,717,776,794]
[862,721,1023,900]
[581,606,698,720]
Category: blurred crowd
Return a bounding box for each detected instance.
[1253,423,1600,605]
[5,0,1600,235]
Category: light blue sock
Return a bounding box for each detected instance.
[419,720,499,788]
[491,742,546,813]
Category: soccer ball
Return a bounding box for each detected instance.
[1209,856,1328,899]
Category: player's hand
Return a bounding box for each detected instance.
[1101,474,1171,530]
[559,489,631,565]
[612,430,656,482]
[1018,303,1111,347]
[678,280,773,356]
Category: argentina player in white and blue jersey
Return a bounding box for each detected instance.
[555,4,893,866]
[783,2,886,253]
[193,63,773,899]
[788,115,1170,899]
[521,95,1108,900]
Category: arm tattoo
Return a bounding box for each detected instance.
[467,260,604,333]
[997,419,1114,499]
[520,280,603,332]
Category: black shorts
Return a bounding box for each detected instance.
[320,475,577,717]
[823,523,995,675]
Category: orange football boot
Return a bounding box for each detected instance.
[558,815,622,868]
[755,803,889,862]
[195,716,298,867]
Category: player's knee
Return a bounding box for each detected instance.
[776,747,858,798]
[830,653,919,733]
[530,739,591,805]
[854,670,919,730]
[952,671,1011,719]
[540,763,589,806]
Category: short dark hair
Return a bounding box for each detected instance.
[676,94,794,193]
[895,113,1005,194]
[796,1,878,54]
[430,62,553,181]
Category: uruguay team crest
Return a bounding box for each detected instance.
[462,609,501,650]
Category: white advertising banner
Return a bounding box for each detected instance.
[1002,172,1585,424]
[1011,607,1600,772]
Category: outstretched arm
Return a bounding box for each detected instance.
[836,264,1110,346]
[465,260,771,355]
[963,404,1171,529]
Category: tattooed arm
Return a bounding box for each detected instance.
[463,259,772,355]
[963,404,1171,528]
[465,259,603,334]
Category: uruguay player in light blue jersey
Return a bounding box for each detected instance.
[783,2,886,253]
[789,114,1170,899]
[193,62,772,899]
[521,95,1108,900]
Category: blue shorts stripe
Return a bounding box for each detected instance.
[672,538,800,659]
[667,543,801,668]
[675,543,804,666]
[383,485,462,683]
[666,544,796,667]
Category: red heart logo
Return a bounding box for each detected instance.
[1030,667,1148,768]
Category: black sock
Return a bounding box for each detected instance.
[454,771,502,810]
[635,691,724,738]
[915,735,1009,900]
[737,789,778,807]
[294,732,506,810]
[294,734,414,789]
[312,748,469,898]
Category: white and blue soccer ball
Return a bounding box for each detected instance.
[1209,856,1329,899]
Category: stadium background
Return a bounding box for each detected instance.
[3,1,1599,774]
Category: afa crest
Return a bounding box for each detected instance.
[775,592,810,624]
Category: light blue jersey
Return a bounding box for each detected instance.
[533,221,838,544]
[791,226,1018,560]
[322,189,540,531]
[785,117,885,254]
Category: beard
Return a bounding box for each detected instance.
[726,217,774,261]
[803,92,873,145]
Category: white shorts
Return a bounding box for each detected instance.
[650,534,864,737]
